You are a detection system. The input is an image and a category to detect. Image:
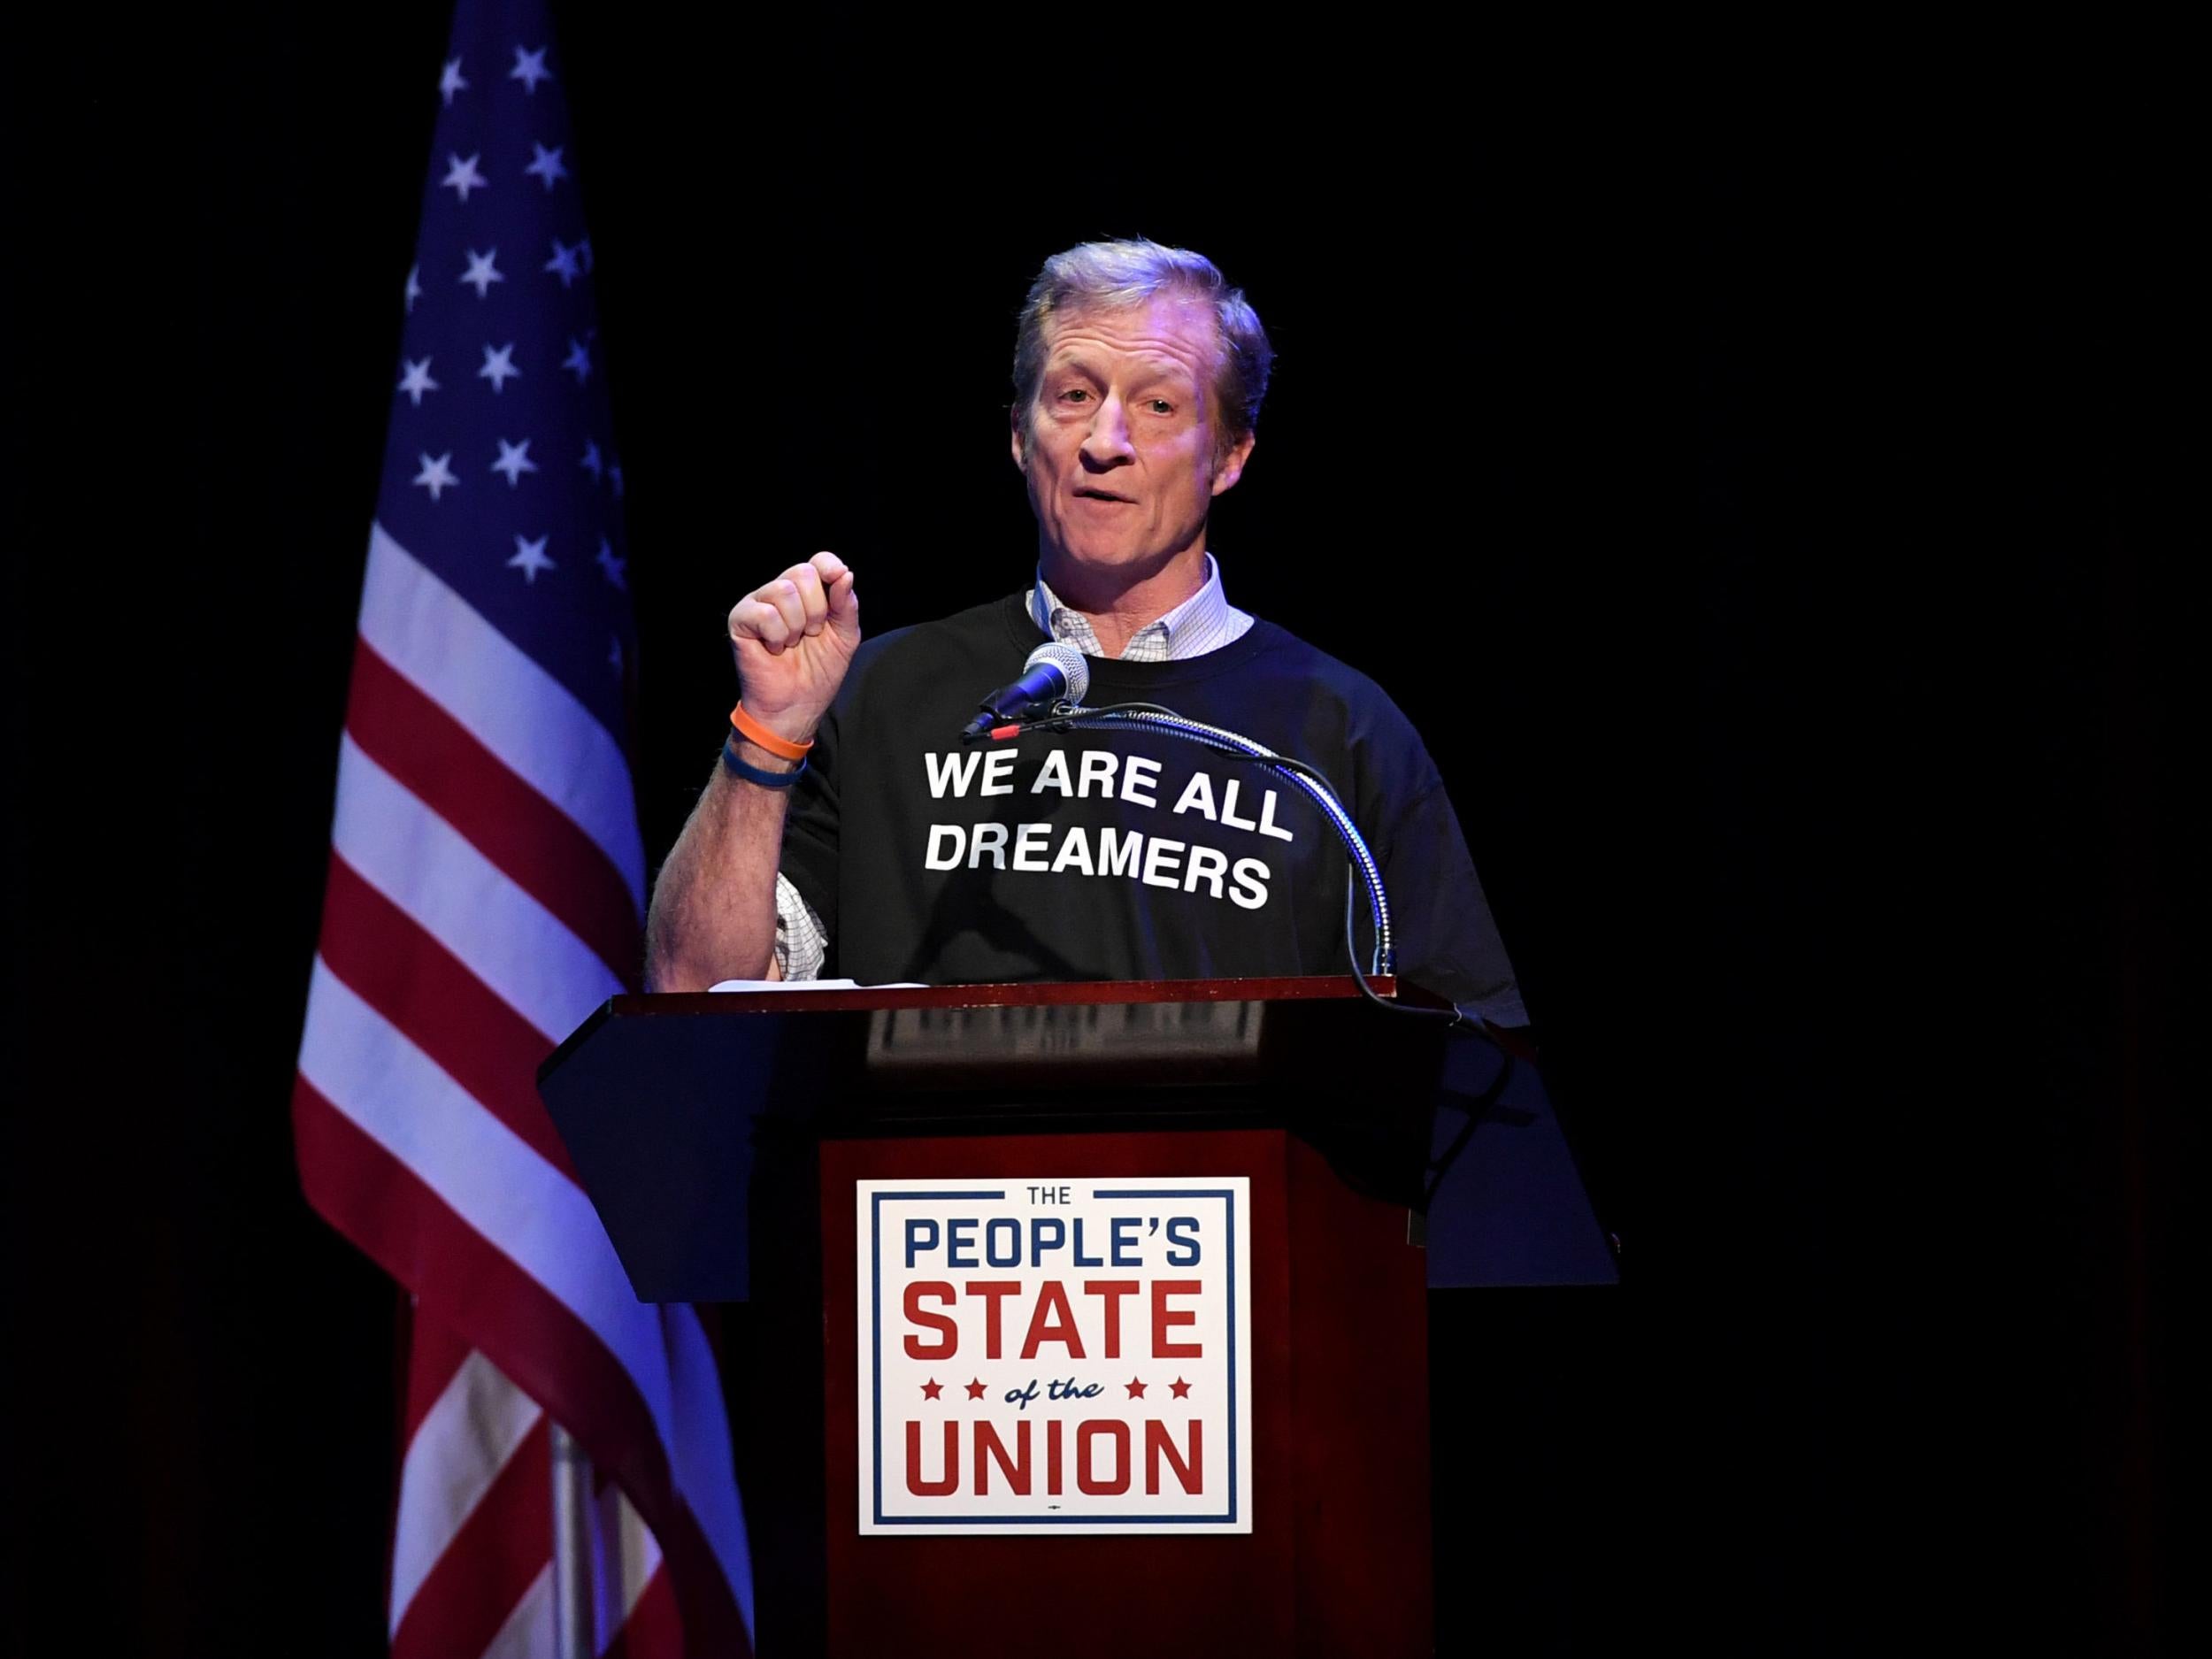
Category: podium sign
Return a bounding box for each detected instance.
[856,1176,1255,1533]
[541,979,1446,1655]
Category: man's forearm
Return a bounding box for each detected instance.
[642,749,795,992]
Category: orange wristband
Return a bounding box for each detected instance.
[729,702,814,762]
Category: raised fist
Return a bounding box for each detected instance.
[726,551,860,748]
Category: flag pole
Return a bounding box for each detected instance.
[550,1423,595,1659]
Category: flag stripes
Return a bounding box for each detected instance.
[358,523,646,910]
[394,1413,553,1656]
[386,1350,683,1659]
[296,12,751,1647]
[345,634,643,983]
[293,1077,753,1652]
[466,1475,679,1659]
[329,733,623,1040]
[401,1302,480,1445]
[390,1349,547,1632]
[299,534,754,1653]
[604,1564,683,1659]
[316,853,582,1179]
[588,1480,672,1646]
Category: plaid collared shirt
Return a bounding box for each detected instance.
[1030,551,1255,663]
[773,556,1254,979]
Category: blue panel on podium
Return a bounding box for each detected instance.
[1424,1038,1618,1286]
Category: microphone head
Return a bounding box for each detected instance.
[1025,640,1090,703]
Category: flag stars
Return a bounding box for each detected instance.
[510,44,552,93]
[403,264,421,313]
[964,1378,987,1401]
[545,237,584,288]
[595,536,626,589]
[920,1379,943,1401]
[560,337,592,383]
[1125,1377,1148,1399]
[490,438,538,487]
[579,439,604,480]
[459,248,506,297]
[412,451,458,501]
[507,533,554,582]
[441,151,488,203]
[478,342,520,392]
[524,142,568,190]
[1169,1377,1193,1399]
[396,357,439,406]
[438,57,468,105]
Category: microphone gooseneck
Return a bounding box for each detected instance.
[966,692,1471,1027]
[1092,707,1395,977]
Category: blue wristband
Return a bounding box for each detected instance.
[722,739,807,789]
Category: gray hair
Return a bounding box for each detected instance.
[1012,239,1273,445]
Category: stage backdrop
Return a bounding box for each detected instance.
[0,14,2179,1655]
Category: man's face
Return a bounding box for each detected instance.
[1013,296,1255,588]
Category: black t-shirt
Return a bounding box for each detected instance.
[778,594,1526,1025]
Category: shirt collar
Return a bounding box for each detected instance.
[1031,552,1243,662]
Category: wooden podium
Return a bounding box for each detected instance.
[541,976,1456,1657]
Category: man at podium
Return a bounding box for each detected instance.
[645,239,1525,1027]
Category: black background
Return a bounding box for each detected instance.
[2,13,2183,1655]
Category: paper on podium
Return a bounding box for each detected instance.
[705,977,929,992]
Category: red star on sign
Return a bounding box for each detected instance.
[964,1378,988,1400]
[1169,1377,1193,1398]
[920,1379,942,1400]
[1125,1377,1148,1399]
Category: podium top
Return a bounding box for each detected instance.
[603,972,1394,1018]
[543,974,1417,1080]
[538,973,1449,1302]
[534,972,1605,1299]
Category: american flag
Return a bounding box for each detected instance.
[292,4,753,1654]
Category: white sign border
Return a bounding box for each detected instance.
[856,1177,1256,1535]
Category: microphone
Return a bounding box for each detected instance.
[960,642,1091,739]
